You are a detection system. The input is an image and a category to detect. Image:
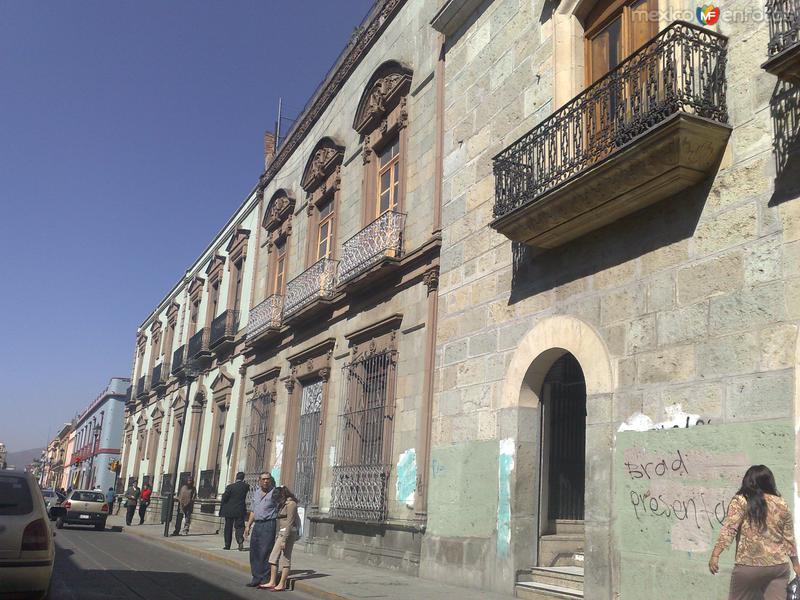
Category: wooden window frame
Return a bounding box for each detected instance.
[353,62,412,227]
[300,138,344,267]
[261,189,295,298]
[583,0,658,85]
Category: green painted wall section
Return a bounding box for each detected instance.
[427,441,499,538]
[616,421,794,600]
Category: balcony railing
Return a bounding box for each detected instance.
[283,258,339,319]
[210,309,240,348]
[493,22,728,224]
[767,0,800,57]
[152,362,169,390]
[136,375,148,398]
[188,328,210,359]
[171,345,186,375]
[330,464,391,522]
[246,295,284,339]
[764,0,800,77]
[338,211,406,284]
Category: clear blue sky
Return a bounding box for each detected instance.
[0,0,374,453]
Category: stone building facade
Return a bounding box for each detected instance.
[427,0,800,598]
[118,0,800,597]
[120,0,444,571]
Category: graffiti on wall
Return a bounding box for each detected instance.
[622,445,746,552]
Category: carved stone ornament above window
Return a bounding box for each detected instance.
[211,368,235,409]
[167,301,180,324]
[353,61,413,135]
[301,138,345,193]
[263,189,296,233]
[226,228,251,264]
[205,254,226,283]
[188,275,206,300]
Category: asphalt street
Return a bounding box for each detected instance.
[50,524,315,599]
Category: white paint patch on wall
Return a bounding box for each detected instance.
[271,434,284,485]
[618,404,706,432]
[396,448,417,509]
[497,438,515,558]
[329,445,336,467]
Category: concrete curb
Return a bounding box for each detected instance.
[120,526,350,600]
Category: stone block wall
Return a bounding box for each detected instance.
[428,0,800,596]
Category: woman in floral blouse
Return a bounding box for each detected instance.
[710,465,800,599]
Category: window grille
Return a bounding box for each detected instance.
[295,380,324,507]
[244,392,273,497]
[330,348,396,521]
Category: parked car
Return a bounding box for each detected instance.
[40,488,64,517]
[0,471,55,600]
[49,489,109,531]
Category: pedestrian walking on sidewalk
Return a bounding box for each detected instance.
[260,486,298,591]
[124,482,140,526]
[244,472,277,588]
[220,471,249,551]
[105,487,115,507]
[172,476,196,536]
[709,465,800,600]
[138,483,152,525]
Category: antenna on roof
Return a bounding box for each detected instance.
[274,97,298,152]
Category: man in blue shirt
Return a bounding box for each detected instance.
[106,487,115,506]
[244,472,277,587]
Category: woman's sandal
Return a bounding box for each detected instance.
[271,588,286,592]
[258,583,276,590]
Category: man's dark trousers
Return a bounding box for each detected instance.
[249,519,276,584]
[125,504,136,526]
[224,516,245,549]
[173,505,192,534]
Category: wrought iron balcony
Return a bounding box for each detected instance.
[492,22,730,250]
[763,0,800,78]
[209,309,240,350]
[151,362,169,391]
[338,211,406,285]
[136,375,148,399]
[246,295,283,342]
[171,345,186,375]
[330,464,391,522]
[283,258,339,320]
[188,328,210,360]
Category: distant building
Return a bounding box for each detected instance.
[66,378,130,490]
[0,443,6,469]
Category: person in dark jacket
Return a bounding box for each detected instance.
[220,472,250,551]
[124,482,140,526]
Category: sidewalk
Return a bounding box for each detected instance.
[106,514,513,600]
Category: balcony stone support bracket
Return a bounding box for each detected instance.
[491,114,732,250]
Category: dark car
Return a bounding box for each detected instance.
[49,489,109,530]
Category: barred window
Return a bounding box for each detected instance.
[330,348,396,521]
[244,392,273,495]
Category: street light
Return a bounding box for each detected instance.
[163,359,200,538]
[88,424,101,489]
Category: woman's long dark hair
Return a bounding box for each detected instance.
[273,486,298,506]
[737,465,780,531]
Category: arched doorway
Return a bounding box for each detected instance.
[538,352,586,567]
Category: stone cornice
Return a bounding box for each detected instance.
[257,0,406,194]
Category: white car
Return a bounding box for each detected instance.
[0,471,55,600]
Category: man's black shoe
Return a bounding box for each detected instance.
[245,581,260,588]
[223,546,230,550]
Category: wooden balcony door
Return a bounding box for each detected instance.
[584,0,658,158]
